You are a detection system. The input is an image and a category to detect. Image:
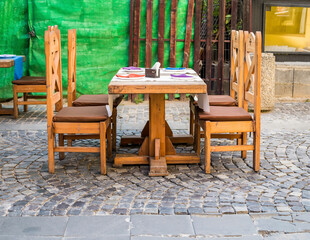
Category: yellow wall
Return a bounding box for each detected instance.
[265,7,310,51]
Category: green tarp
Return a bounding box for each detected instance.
[1,0,194,101]
[0,0,29,100]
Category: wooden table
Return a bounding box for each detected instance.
[0,56,26,115]
[108,68,207,176]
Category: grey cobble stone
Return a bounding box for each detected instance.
[0,101,309,217]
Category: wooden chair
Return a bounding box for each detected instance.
[67,29,122,151]
[13,26,63,119]
[195,31,261,173]
[45,26,111,175]
[189,30,243,136]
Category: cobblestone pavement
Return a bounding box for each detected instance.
[0,101,309,220]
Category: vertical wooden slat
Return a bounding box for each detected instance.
[231,0,238,30]
[243,0,251,31]
[133,0,141,67]
[205,0,213,93]
[182,0,195,68]
[157,0,165,66]
[145,0,153,68]
[169,0,178,100]
[193,0,202,74]
[128,0,135,66]
[132,0,141,102]
[217,0,225,95]
[144,0,153,101]
[169,0,177,67]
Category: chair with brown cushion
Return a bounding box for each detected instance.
[195,31,261,174]
[189,30,243,135]
[67,29,123,150]
[45,26,111,175]
[12,26,63,119]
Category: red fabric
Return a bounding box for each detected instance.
[116,74,145,78]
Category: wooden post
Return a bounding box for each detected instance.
[193,0,202,74]
[129,0,135,66]
[132,0,141,102]
[145,0,153,68]
[217,0,225,95]
[231,0,238,30]
[183,0,195,68]
[205,0,213,92]
[157,0,165,66]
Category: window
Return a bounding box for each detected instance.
[265,6,310,53]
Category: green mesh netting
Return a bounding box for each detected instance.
[1,0,195,100]
[0,0,29,101]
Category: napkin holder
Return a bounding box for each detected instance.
[145,68,160,78]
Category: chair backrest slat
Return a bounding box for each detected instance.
[230,30,244,107]
[243,31,262,122]
[67,29,77,107]
[45,25,63,124]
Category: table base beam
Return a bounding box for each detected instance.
[114,153,200,167]
[120,134,194,146]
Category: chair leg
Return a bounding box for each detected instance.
[48,126,55,174]
[107,121,112,159]
[112,108,117,151]
[13,86,18,119]
[253,130,260,172]
[204,121,211,174]
[194,120,200,156]
[242,132,247,159]
[189,108,193,136]
[59,134,65,160]
[23,93,28,112]
[100,121,107,175]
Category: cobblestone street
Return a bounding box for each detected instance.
[0,100,309,219]
[0,101,310,238]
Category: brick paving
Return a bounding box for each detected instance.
[0,101,310,218]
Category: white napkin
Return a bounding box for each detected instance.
[152,62,161,77]
[198,93,210,113]
[105,105,112,117]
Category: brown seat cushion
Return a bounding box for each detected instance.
[199,106,252,121]
[12,76,46,85]
[209,95,236,106]
[72,94,123,107]
[53,106,109,122]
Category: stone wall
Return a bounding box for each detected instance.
[275,62,310,99]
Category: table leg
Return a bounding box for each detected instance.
[148,94,168,176]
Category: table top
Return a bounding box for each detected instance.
[0,56,26,68]
[108,68,207,94]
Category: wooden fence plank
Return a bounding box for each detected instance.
[157,0,165,66]
[145,0,153,68]
[193,0,202,73]
[205,0,213,93]
[217,0,225,94]
[182,0,195,68]
[132,0,141,102]
[243,0,251,31]
[129,0,135,66]
[133,0,141,67]
[169,0,178,100]
[169,0,177,68]
[231,0,238,30]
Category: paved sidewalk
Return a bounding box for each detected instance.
[0,214,310,239]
